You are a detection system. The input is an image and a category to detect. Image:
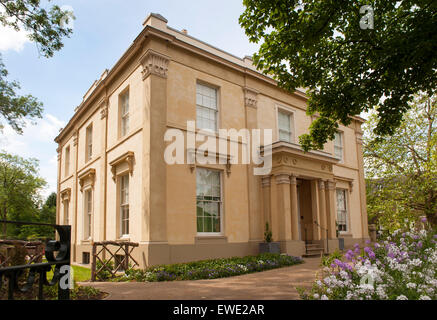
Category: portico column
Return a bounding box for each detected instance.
[275,174,292,242]
[290,175,300,241]
[261,176,272,228]
[318,180,327,240]
[325,180,337,239]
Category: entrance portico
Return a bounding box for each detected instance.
[261,142,340,256]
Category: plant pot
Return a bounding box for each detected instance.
[259,242,280,254]
[338,238,345,251]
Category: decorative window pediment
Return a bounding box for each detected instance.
[109,151,135,181]
[187,148,233,177]
[60,188,72,202]
[78,168,96,192]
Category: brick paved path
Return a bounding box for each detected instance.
[80,257,321,300]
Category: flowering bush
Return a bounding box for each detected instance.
[300,220,437,300]
[124,253,302,282]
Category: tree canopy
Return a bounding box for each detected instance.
[364,93,436,229]
[0,151,46,238]
[0,0,74,134]
[239,0,437,151]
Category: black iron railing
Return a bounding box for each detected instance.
[0,220,71,300]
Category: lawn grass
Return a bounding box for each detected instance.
[46,264,91,282]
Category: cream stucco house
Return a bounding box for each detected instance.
[55,13,369,268]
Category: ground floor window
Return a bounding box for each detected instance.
[336,189,348,232]
[196,168,222,234]
[120,174,129,236]
[84,188,93,239]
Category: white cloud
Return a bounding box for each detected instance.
[0,24,30,52]
[0,114,66,198]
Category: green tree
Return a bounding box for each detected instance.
[364,93,437,229]
[0,0,74,134]
[239,0,437,151]
[18,192,57,240]
[0,151,46,237]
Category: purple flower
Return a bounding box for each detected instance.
[374,243,380,249]
[365,239,371,244]
[417,241,423,249]
[421,217,427,223]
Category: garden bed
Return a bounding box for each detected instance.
[108,253,303,282]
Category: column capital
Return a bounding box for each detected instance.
[140,49,170,80]
[275,173,290,185]
[290,174,298,185]
[318,179,326,190]
[72,130,78,147]
[261,176,271,188]
[99,98,109,119]
[325,180,336,190]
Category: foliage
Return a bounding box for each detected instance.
[17,192,57,240]
[364,93,437,229]
[264,222,273,243]
[95,259,115,281]
[300,220,437,300]
[321,249,343,267]
[239,0,437,151]
[123,253,303,282]
[0,0,74,58]
[0,0,74,134]
[0,151,46,238]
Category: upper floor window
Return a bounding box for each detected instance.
[196,168,222,234]
[334,131,344,161]
[336,189,348,232]
[65,146,70,176]
[196,83,218,131]
[86,124,93,161]
[120,174,130,236]
[278,109,294,143]
[120,90,130,137]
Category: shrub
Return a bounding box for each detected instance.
[123,253,303,282]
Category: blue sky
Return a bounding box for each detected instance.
[0,0,260,198]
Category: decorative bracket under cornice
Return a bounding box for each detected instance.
[78,168,96,192]
[109,151,135,182]
[140,49,170,80]
[60,188,71,201]
[243,87,259,109]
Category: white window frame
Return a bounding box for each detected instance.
[196,167,223,236]
[334,131,344,162]
[65,146,70,177]
[119,174,130,237]
[83,188,93,240]
[120,90,130,138]
[63,200,69,225]
[196,82,219,132]
[336,188,349,233]
[276,105,295,143]
[86,124,93,162]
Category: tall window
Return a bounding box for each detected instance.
[278,110,294,143]
[196,168,222,234]
[334,131,344,161]
[196,83,218,131]
[120,91,130,137]
[63,201,69,225]
[86,124,93,161]
[84,189,93,239]
[65,146,70,176]
[336,189,348,232]
[120,174,129,236]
